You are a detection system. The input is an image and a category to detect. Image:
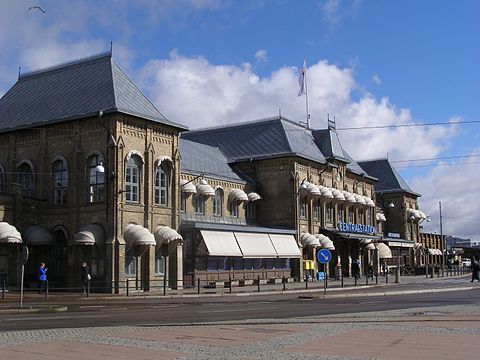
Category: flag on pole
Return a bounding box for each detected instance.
[297,59,307,96]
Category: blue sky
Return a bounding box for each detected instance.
[1,0,479,239]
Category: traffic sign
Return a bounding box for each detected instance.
[22,246,29,265]
[317,248,332,264]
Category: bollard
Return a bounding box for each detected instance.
[163,276,167,296]
[386,271,388,284]
[229,276,232,294]
[2,280,5,300]
[431,267,434,278]
[197,278,200,295]
[282,276,286,291]
[341,270,344,288]
[126,279,129,297]
[305,274,308,290]
[366,274,368,286]
[45,280,49,298]
[354,276,357,286]
[375,273,378,285]
[257,275,261,293]
[87,279,90,298]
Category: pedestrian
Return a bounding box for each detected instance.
[471,256,479,283]
[382,261,388,276]
[38,262,47,294]
[367,262,374,279]
[351,259,360,280]
[80,261,90,295]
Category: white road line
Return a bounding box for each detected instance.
[151,305,179,309]
[199,306,279,314]
[359,301,388,304]
[5,314,110,322]
[79,305,106,309]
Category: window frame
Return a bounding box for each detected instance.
[17,162,35,197]
[154,165,168,206]
[87,154,105,203]
[194,195,205,215]
[213,188,223,217]
[125,156,141,203]
[229,199,239,217]
[52,158,68,205]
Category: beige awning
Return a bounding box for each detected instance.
[0,222,22,244]
[199,230,243,257]
[319,186,333,198]
[234,232,277,258]
[23,225,55,246]
[268,234,301,258]
[196,179,215,196]
[180,179,197,194]
[72,224,105,246]
[228,188,249,202]
[154,226,183,248]
[300,232,321,248]
[316,234,335,250]
[343,191,356,203]
[388,241,414,248]
[331,189,345,200]
[247,192,261,202]
[124,224,155,246]
[354,194,366,205]
[377,243,392,258]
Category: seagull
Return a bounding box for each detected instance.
[27,5,46,13]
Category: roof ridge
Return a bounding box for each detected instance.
[19,51,112,80]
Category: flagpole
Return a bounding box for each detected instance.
[304,58,310,129]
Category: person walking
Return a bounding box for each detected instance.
[80,262,90,295]
[38,262,47,294]
[471,256,479,282]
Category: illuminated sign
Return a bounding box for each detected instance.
[337,222,376,234]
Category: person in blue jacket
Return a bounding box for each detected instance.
[38,262,47,294]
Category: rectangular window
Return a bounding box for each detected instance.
[207,257,218,271]
[125,252,136,276]
[229,200,238,217]
[264,258,275,270]
[337,207,344,223]
[155,253,165,275]
[154,168,168,206]
[233,258,244,270]
[348,209,354,223]
[213,193,222,216]
[300,197,307,219]
[313,201,320,220]
[126,166,139,203]
[195,196,205,214]
[326,203,333,222]
[180,192,186,213]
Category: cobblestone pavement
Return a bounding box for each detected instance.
[1,302,480,360]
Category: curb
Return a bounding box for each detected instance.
[0,305,68,314]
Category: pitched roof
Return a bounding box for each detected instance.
[181,116,372,178]
[358,159,421,197]
[179,138,248,183]
[0,52,187,133]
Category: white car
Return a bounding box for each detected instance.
[462,259,471,267]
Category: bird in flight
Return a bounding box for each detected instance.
[27,5,46,13]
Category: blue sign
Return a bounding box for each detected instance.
[337,222,376,235]
[317,249,332,264]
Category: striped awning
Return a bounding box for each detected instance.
[72,224,104,246]
[0,222,22,244]
[180,179,197,194]
[154,225,183,248]
[377,243,392,259]
[124,224,155,246]
[23,225,55,246]
[247,192,261,202]
[196,179,215,196]
[315,234,335,250]
[228,188,249,202]
[300,232,321,248]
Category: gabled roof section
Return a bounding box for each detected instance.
[181,116,327,164]
[358,159,421,197]
[0,52,187,133]
[312,128,350,163]
[179,138,249,183]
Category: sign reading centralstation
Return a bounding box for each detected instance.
[337,222,376,235]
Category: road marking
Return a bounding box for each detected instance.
[79,305,106,309]
[199,307,279,314]
[4,314,110,322]
[359,301,388,304]
[151,305,179,309]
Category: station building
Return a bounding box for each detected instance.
[0,52,431,291]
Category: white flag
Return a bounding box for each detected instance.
[297,59,307,96]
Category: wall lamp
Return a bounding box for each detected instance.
[181,173,205,188]
[387,201,395,209]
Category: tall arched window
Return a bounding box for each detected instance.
[313,199,321,220]
[213,188,223,216]
[0,165,5,192]
[125,156,141,203]
[52,158,68,205]
[194,195,205,214]
[18,161,35,197]
[337,205,345,223]
[229,200,239,218]
[154,165,168,206]
[87,154,104,203]
[299,196,307,219]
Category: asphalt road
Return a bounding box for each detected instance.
[1,288,479,332]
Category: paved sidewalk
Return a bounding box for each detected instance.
[1,302,479,359]
[0,273,475,309]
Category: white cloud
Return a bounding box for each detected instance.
[255,49,268,62]
[372,74,382,85]
[412,151,480,241]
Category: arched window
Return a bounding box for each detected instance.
[213,188,223,216]
[194,195,205,214]
[125,156,141,203]
[154,165,169,206]
[246,202,256,220]
[348,208,355,223]
[18,161,35,197]
[299,196,307,219]
[87,154,104,203]
[229,200,238,218]
[0,165,5,192]
[337,205,345,223]
[326,202,333,222]
[313,199,321,220]
[52,158,68,205]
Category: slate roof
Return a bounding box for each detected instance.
[358,159,421,197]
[179,138,248,183]
[181,116,373,178]
[0,52,187,133]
